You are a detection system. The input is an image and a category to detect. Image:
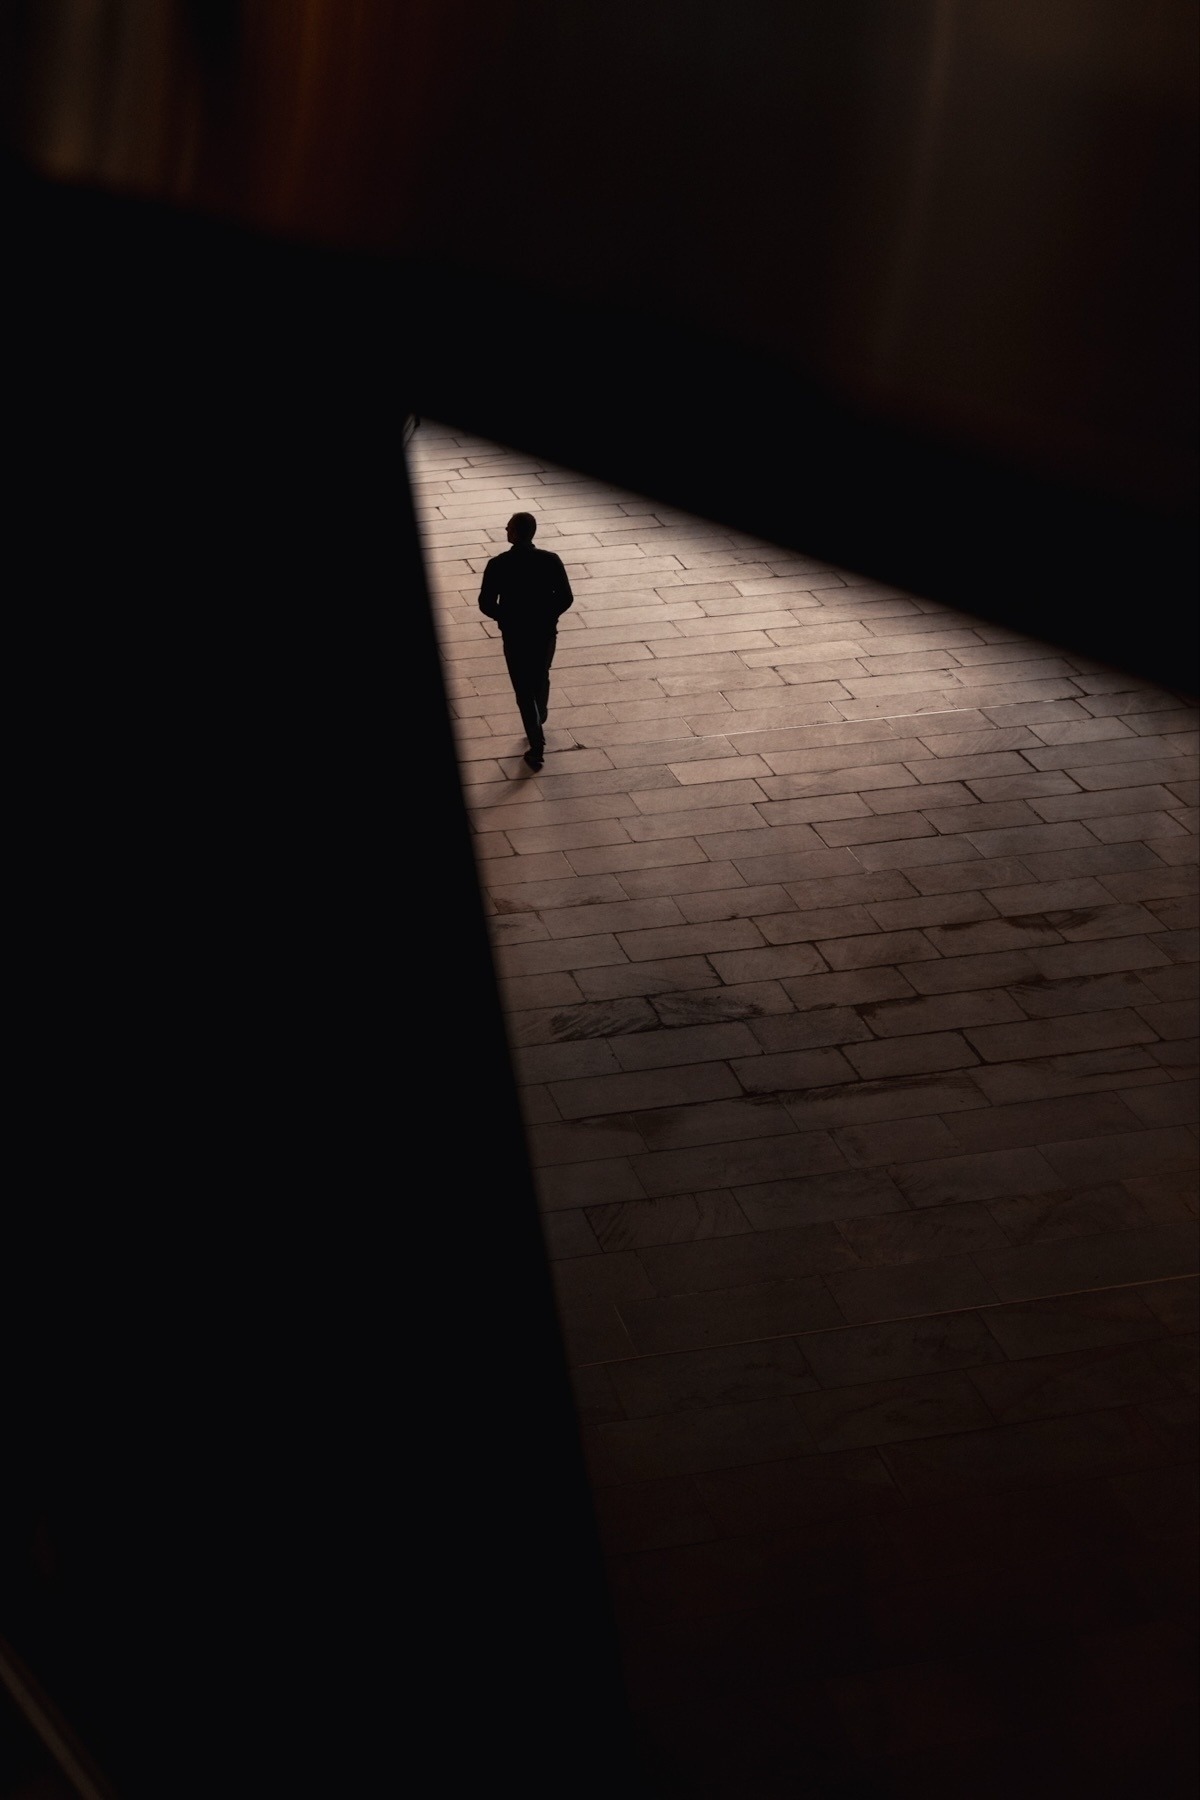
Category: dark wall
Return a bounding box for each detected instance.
[1,2,1195,684]
[402,1,1196,510]
[395,0,1197,684]
[3,1,1196,624]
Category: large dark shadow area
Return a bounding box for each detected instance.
[3,158,644,1800]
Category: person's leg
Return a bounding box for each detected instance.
[538,627,557,723]
[503,638,545,755]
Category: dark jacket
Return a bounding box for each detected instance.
[478,545,574,636]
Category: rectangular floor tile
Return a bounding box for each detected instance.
[694,1447,902,1534]
[826,1256,999,1324]
[586,1190,749,1251]
[636,1222,859,1295]
[967,1343,1183,1425]
[617,1276,845,1354]
[974,1221,1199,1301]
[584,1397,814,1485]
[795,1371,995,1451]
[732,1046,859,1095]
[986,1181,1192,1244]
[1039,1126,1199,1187]
[631,1131,848,1198]
[964,1010,1160,1061]
[980,1287,1170,1357]
[732,1169,908,1230]
[891,1148,1062,1207]
[799,1311,1007,1387]
[549,1062,743,1119]
[837,1205,1010,1266]
[942,1091,1145,1152]
[879,1407,1167,1501]
[859,990,1024,1037]
[605,1338,820,1419]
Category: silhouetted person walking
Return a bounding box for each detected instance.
[478,513,574,770]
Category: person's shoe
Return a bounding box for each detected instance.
[523,748,544,771]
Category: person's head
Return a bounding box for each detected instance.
[506,512,537,545]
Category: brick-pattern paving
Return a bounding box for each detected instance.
[410,421,1198,1797]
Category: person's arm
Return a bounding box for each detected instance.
[478,559,501,621]
[552,555,574,617]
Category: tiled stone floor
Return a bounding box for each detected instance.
[409,420,1199,1798]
